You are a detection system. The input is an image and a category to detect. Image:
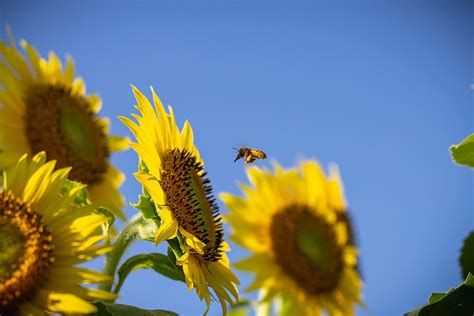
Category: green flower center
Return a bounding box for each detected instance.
[24,84,109,185]
[0,189,54,313]
[160,148,223,262]
[270,204,343,295]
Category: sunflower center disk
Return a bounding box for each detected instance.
[24,84,109,185]
[0,189,54,311]
[160,149,223,262]
[0,220,25,281]
[270,204,343,295]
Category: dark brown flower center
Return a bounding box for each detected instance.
[160,148,223,262]
[24,84,109,185]
[0,189,54,313]
[270,204,343,295]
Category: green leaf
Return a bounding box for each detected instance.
[93,301,178,316]
[460,231,474,279]
[114,253,185,294]
[404,274,474,316]
[131,195,158,222]
[428,293,447,304]
[450,134,474,167]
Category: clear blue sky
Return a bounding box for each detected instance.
[1,1,472,315]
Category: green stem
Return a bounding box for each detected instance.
[100,214,145,294]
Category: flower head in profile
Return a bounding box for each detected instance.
[0,152,115,315]
[120,86,239,314]
[0,38,128,220]
[221,161,363,316]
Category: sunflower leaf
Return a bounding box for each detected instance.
[92,301,178,316]
[450,134,474,167]
[404,273,474,316]
[114,253,185,294]
[460,231,474,279]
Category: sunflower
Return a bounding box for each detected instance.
[120,86,239,314]
[0,152,115,315]
[0,38,128,220]
[221,161,363,316]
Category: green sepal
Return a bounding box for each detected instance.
[61,179,89,206]
[227,309,248,316]
[167,245,178,263]
[96,207,116,229]
[404,273,474,316]
[450,134,474,168]
[92,301,178,316]
[227,298,251,316]
[138,158,149,173]
[61,180,116,239]
[114,253,185,294]
[460,231,474,279]
[167,238,184,259]
[130,195,159,223]
[95,206,117,241]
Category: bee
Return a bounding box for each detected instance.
[233,147,267,164]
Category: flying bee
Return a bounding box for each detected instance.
[233,147,267,164]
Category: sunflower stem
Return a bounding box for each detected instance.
[99,214,145,294]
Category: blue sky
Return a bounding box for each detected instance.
[1,1,472,315]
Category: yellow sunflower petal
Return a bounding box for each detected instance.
[20,40,43,80]
[181,120,194,151]
[179,227,206,254]
[35,290,97,314]
[135,172,165,206]
[108,135,131,152]
[86,94,102,113]
[63,55,75,85]
[0,41,33,81]
[327,163,347,210]
[154,208,179,245]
